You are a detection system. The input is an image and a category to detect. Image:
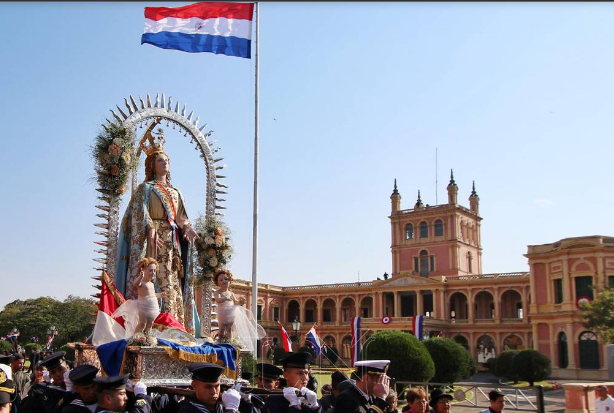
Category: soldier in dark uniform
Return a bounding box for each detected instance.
[19,351,76,413]
[177,362,242,413]
[0,364,16,413]
[255,364,282,391]
[264,352,321,413]
[319,371,348,412]
[61,365,99,413]
[334,360,391,413]
[93,374,151,413]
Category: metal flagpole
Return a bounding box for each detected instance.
[251,1,260,354]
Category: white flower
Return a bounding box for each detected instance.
[205,236,215,245]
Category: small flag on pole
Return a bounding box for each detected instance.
[279,322,293,352]
[306,325,322,356]
[412,315,424,340]
[351,317,361,367]
[141,2,255,58]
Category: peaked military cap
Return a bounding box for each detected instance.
[256,363,283,380]
[94,374,129,390]
[0,364,15,404]
[0,355,11,365]
[354,360,390,374]
[281,352,313,369]
[40,351,67,370]
[69,365,99,386]
[241,371,253,381]
[188,362,224,382]
[331,371,349,389]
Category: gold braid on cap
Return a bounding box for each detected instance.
[141,120,165,157]
[0,386,14,394]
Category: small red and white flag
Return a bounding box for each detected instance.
[92,272,127,346]
[279,322,293,352]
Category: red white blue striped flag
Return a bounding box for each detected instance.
[142,2,255,58]
[279,322,293,353]
[412,315,424,340]
[351,317,361,366]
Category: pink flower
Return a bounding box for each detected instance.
[108,143,121,155]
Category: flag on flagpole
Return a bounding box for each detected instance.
[142,2,255,58]
[412,315,424,340]
[306,325,322,356]
[350,317,361,367]
[279,322,293,352]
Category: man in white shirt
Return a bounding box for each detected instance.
[595,385,614,413]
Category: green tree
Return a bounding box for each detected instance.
[0,296,96,350]
[361,330,434,383]
[581,288,614,343]
[424,338,476,383]
[241,352,256,377]
[494,350,519,381]
[510,349,551,386]
[0,340,12,354]
[23,343,43,356]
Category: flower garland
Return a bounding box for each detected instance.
[91,122,136,196]
[194,217,233,284]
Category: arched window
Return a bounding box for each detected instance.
[420,250,429,277]
[558,332,568,368]
[434,219,444,236]
[579,331,600,369]
[405,224,414,240]
[420,221,428,238]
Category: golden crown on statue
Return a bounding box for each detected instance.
[143,126,166,156]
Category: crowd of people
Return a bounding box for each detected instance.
[12,344,614,413]
[0,346,517,413]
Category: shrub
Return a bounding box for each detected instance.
[494,350,519,380]
[424,338,476,383]
[361,330,434,383]
[59,344,75,362]
[0,341,13,354]
[23,343,43,356]
[241,351,255,376]
[510,349,552,386]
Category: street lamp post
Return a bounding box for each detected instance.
[291,317,301,349]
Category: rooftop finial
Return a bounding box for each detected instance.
[392,179,399,195]
[449,169,456,185]
[415,190,424,208]
[471,180,478,197]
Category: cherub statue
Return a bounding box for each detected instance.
[113,257,162,340]
[134,257,163,335]
[213,269,245,340]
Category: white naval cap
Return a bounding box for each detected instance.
[354,360,390,374]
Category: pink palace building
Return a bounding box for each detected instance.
[210,172,613,380]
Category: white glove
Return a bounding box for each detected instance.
[300,387,319,409]
[63,370,74,392]
[222,388,241,411]
[283,387,301,407]
[232,382,251,402]
[133,381,147,396]
[43,370,51,383]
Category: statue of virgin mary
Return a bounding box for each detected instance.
[115,124,199,329]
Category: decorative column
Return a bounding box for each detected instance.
[393,292,399,317]
[200,279,213,338]
[494,287,500,322]
[335,296,341,326]
[566,323,577,368]
[416,290,423,316]
[468,289,474,321]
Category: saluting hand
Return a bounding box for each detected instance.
[372,374,390,399]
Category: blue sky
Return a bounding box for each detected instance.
[1,2,613,310]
